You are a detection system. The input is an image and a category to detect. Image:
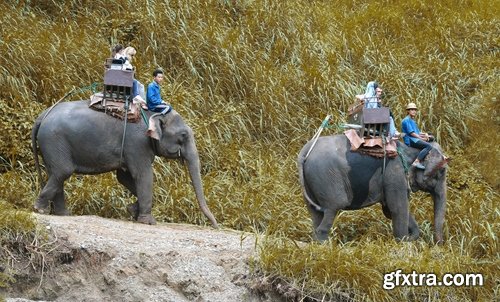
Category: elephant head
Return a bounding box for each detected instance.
[147,111,218,228]
[404,142,449,243]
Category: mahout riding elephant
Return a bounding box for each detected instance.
[297,134,448,242]
[31,100,218,228]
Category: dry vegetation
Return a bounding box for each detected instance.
[0,0,498,301]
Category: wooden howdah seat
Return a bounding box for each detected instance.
[347,99,390,138]
[101,58,134,101]
[88,59,139,122]
[344,99,397,158]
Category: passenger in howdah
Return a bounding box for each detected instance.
[356,81,399,138]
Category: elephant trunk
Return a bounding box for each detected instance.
[185,146,219,229]
[431,177,447,244]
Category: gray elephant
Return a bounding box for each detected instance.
[297,134,448,242]
[31,100,218,228]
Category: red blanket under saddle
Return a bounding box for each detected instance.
[89,93,141,123]
[344,129,398,158]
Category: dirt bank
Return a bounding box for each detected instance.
[3,214,284,302]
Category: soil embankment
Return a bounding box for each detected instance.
[4,214,282,302]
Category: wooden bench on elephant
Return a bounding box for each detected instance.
[87,60,139,122]
[344,100,397,158]
[347,99,390,139]
[102,59,134,102]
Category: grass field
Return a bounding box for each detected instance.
[0,0,498,300]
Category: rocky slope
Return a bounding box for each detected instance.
[4,214,284,302]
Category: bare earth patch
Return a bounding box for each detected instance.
[4,214,283,302]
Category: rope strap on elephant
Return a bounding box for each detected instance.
[73,82,101,95]
[396,146,410,174]
[41,82,101,122]
[140,108,149,126]
[63,82,101,101]
[305,115,332,159]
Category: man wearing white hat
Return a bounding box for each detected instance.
[401,102,433,169]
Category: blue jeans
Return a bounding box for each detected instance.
[410,139,433,161]
[132,80,138,98]
[150,103,172,114]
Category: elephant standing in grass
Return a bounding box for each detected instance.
[31,100,218,228]
[298,135,448,242]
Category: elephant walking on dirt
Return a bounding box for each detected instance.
[32,100,218,228]
[297,135,448,242]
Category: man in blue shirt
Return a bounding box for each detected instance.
[146,69,172,114]
[401,102,433,169]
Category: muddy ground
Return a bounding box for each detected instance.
[2,214,289,302]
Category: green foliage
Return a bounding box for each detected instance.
[0,0,497,300]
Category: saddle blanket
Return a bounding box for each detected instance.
[89,93,140,123]
[344,129,398,158]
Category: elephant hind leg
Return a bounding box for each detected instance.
[116,170,139,220]
[306,202,324,230]
[35,174,67,214]
[315,208,339,242]
[52,185,70,215]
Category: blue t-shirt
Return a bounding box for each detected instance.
[146,81,163,110]
[401,115,420,146]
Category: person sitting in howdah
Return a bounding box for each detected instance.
[356,81,399,138]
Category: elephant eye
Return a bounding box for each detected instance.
[178,131,189,143]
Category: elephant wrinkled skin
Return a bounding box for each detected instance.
[298,135,448,243]
[31,100,218,228]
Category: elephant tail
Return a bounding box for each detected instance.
[297,151,325,213]
[31,117,45,189]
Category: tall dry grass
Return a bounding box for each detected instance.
[0,0,498,300]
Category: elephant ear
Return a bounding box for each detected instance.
[423,148,450,177]
[146,113,163,140]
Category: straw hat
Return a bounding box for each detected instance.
[406,102,418,110]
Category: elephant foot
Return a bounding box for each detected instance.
[434,235,444,245]
[53,208,70,216]
[34,199,50,214]
[315,230,329,242]
[408,232,420,241]
[127,203,139,220]
[137,214,156,225]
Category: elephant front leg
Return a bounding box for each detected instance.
[133,168,156,225]
[408,213,420,241]
[384,195,410,240]
[383,204,419,241]
[390,207,410,241]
